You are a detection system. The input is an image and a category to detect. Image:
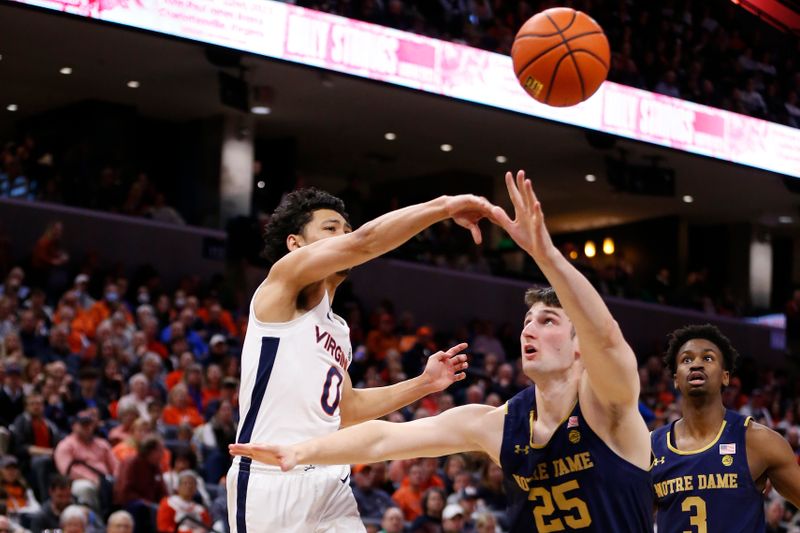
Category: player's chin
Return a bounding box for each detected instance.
[686,386,708,397]
[335,268,351,278]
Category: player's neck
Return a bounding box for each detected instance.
[533,373,579,427]
[679,397,726,439]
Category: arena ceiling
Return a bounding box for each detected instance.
[0,2,798,234]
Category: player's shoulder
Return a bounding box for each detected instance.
[745,419,784,445]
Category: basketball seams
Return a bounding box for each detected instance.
[542,52,573,105]
[513,31,603,77]
[513,7,609,106]
[570,49,610,71]
[543,10,585,104]
[515,9,578,39]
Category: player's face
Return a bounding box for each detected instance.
[296,209,351,244]
[520,303,577,377]
[673,338,729,397]
[290,209,352,277]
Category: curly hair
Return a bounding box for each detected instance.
[663,324,739,374]
[261,188,349,268]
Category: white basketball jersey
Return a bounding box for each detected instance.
[235,287,352,454]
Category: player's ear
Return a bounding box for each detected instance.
[286,233,304,251]
[721,370,730,387]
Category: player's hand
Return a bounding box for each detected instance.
[491,170,556,261]
[444,195,496,244]
[229,443,299,472]
[421,342,469,391]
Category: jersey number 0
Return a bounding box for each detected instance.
[320,365,343,415]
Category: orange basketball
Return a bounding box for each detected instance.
[511,8,610,107]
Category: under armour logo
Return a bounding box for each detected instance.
[652,456,665,467]
[515,445,530,455]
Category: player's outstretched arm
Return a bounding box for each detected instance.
[748,423,800,507]
[491,170,639,408]
[229,403,504,470]
[340,343,469,427]
[267,195,495,292]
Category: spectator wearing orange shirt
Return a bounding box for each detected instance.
[197,301,237,338]
[162,384,204,428]
[112,418,171,472]
[200,364,223,410]
[392,463,424,521]
[400,457,444,493]
[156,471,211,533]
[165,352,195,392]
[86,283,133,339]
[366,313,400,362]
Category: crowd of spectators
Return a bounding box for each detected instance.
[286,0,800,128]
[0,137,185,225]
[0,229,798,531]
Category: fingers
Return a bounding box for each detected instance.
[470,223,482,245]
[446,342,469,355]
[505,171,524,214]
[453,371,467,382]
[523,177,540,211]
[489,205,514,229]
[229,444,252,457]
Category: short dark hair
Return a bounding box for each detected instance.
[137,435,163,456]
[49,474,71,490]
[171,447,198,470]
[261,188,349,268]
[663,324,739,374]
[524,286,562,309]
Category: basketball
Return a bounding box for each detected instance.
[511,7,610,107]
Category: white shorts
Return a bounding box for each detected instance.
[227,460,366,533]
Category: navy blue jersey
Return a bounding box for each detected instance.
[500,387,653,533]
[651,409,764,533]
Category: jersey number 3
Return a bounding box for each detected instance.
[320,366,343,415]
[529,480,592,532]
[681,496,707,533]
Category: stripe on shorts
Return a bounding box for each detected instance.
[236,336,280,533]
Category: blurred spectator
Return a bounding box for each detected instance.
[162,384,203,428]
[117,374,151,422]
[162,449,211,509]
[30,222,69,294]
[379,507,405,533]
[10,393,59,500]
[409,487,446,532]
[352,463,396,524]
[441,503,466,533]
[53,410,117,511]
[108,404,139,446]
[392,463,424,521]
[477,461,505,512]
[192,399,235,483]
[29,474,73,533]
[59,503,89,533]
[114,435,167,533]
[367,313,400,362]
[0,363,25,428]
[156,471,211,533]
[0,455,40,516]
[107,509,134,533]
[474,511,498,533]
[147,193,185,225]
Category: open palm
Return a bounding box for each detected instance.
[491,170,555,261]
[229,443,298,472]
